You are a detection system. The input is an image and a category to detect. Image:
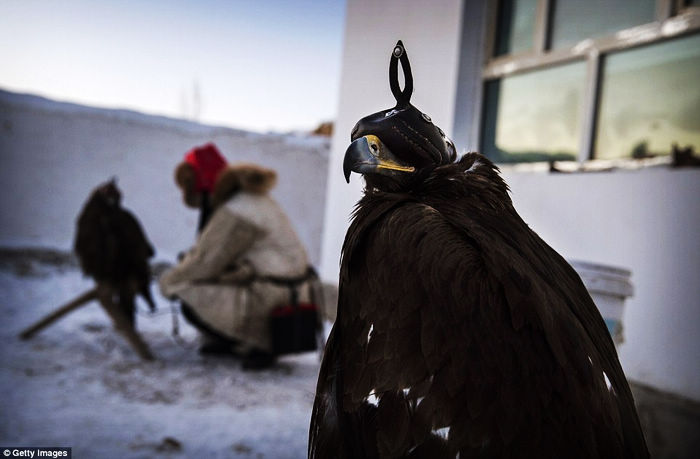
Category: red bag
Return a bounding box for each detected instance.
[269,303,319,355]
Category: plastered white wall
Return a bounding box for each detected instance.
[319,0,465,282]
[503,166,700,401]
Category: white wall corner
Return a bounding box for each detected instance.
[319,0,465,282]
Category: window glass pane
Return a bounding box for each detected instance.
[550,0,655,49]
[594,33,700,160]
[494,0,537,56]
[481,61,586,163]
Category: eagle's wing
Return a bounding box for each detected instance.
[115,209,157,310]
[311,197,646,458]
[435,195,647,457]
[117,209,155,259]
[74,199,113,280]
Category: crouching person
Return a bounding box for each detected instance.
[160,162,314,370]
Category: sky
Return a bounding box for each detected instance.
[0,0,346,133]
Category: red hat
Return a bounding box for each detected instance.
[183,143,228,193]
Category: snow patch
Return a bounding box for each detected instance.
[0,262,320,458]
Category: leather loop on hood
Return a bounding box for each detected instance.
[389,40,413,107]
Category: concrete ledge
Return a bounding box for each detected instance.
[631,380,700,459]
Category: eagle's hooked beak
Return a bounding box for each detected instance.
[343,135,415,183]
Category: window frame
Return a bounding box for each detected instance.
[479,0,700,163]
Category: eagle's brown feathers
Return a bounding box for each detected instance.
[310,154,648,458]
[74,179,156,320]
[311,40,646,458]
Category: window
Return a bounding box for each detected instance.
[549,0,656,49]
[479,0,700,163]
[595,33,700,159]
[494,0,538,56]
[482,61,586,163]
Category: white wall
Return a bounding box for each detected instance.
[322,0,700,402]
[504,166,700,401]
[0,90,330,266]
[319,0,465,282]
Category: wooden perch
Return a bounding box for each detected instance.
[96,283,155,361]
[19,287,98,340]
[18,282,155,361]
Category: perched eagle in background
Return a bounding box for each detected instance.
[75,178,156,324]
[309,41,648,458]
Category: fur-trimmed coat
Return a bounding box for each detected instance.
[160,163,313,352]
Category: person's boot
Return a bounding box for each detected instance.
[199,341,235,356]
[198,334,239,357]
[242,349,276,370]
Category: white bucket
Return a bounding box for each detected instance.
[569,260,634,347]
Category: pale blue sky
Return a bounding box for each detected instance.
[0,0,346,133]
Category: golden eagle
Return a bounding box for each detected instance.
[74,178,156,324]
[309,41,648,458]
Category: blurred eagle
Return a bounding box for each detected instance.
[309,41,648,458]
[74,178,156,323]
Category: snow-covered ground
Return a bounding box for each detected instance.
[0,253,321,458]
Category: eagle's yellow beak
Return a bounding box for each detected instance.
[343,135,415,183]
